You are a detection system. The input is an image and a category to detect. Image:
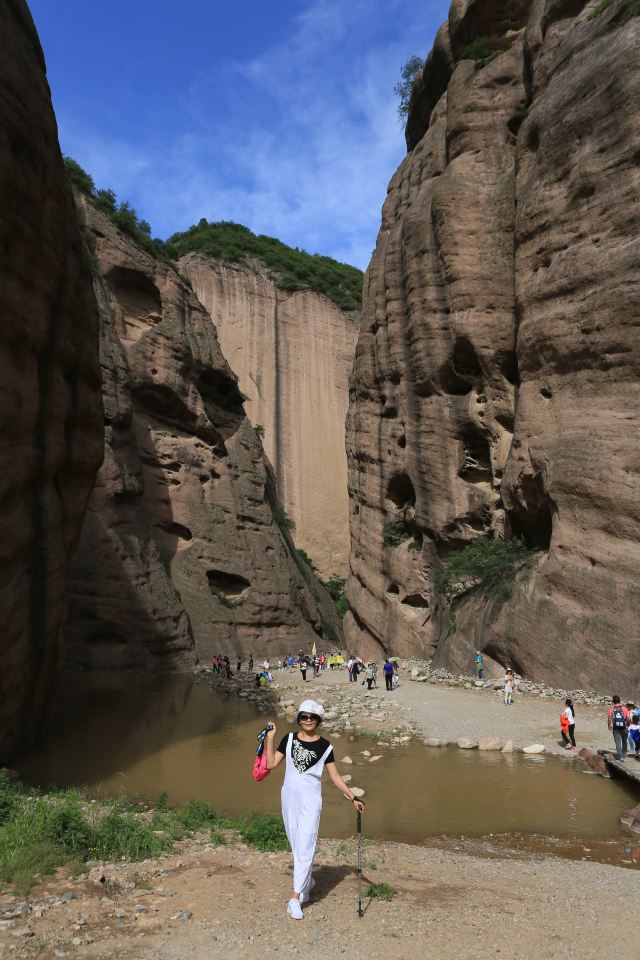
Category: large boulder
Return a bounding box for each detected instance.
[0,1,103,761]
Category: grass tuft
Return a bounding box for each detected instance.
[238,813,289,852]
[363,881,397,901]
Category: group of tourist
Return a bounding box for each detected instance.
[607,696,640,761]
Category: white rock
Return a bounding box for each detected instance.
[361,750,371,757]
[341,756,353,764]
[350,787,365,798]
[342,775,352,783]
[424,738,447,747]
[522,743,546,754]
[457,738,479,749]
[501,740,514,753]
[369,755,383,763]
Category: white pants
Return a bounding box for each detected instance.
[281,784,322,895]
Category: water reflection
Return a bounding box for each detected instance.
[15,672,639,865]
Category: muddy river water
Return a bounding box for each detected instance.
[15,673,640,867]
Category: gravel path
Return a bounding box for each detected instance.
[5,830,637,960]
[273,667,617,756]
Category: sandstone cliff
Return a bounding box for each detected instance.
[180,254,359,579]
[346,0,640,690]
[67,200,341,668]
[0,1,103,761]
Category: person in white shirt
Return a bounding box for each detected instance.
[563,698,576,750]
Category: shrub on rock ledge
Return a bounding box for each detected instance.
[433,535,537,602]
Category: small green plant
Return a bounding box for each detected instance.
[238,813,289,852]
[320,574,349,619]
[211,589,244,609]
[296,548,315,568]
[254,424,265,438]
[588,0,613,18]
[155,791,169,811]
[382,521,411,547]
[433,535,537,601]
[616,0,640,21]
[274,505,296,532]
[393,55,424,120]
[459,36,500,67]
[364,881,397,901]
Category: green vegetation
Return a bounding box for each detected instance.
[382,520,412,547]
[0,774,290,894]
[167,220,363,312]
[363,881,397,901]
[459,36,500,67]
[63,159,362,312]
[274,505,296,533]
[321,574,349,619]
[238,813,289,852]
[588,0,613,18]
[63,157,171,262]
[296,548,315,569]
[254,424,265,439]
[393,55,424,119]
[433,535,538,602]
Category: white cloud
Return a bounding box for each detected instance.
[59,0,445,269]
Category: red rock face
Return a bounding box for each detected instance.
[67,199,341,668]
[0,2,103,760]
[346,0,640,689]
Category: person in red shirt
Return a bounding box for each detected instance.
[607,695,630,761]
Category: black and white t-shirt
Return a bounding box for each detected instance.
[277,734,334,773]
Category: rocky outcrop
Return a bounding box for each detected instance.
[346,0,640,690]
[180,254,359,579]
[68,200,341,668]
[0,1,103,760]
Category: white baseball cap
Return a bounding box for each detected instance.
[298,699,325,718]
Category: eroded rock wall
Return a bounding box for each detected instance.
[68,201,340,668]
[180,254,359,579]
[346,0,640,689]
[0,1,103,760]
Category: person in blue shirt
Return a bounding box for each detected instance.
[475,651,484,679]
[383,658,394,691]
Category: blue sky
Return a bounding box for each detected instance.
[29,0,447,269]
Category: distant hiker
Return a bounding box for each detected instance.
[504,669,514,706]
[347,657,354,682]
[264,700,365,920]
[383,658,394,691]
[475,651,484,680]
[248,653,254,673]
[629,717,640,756]
[365,663,374,691]
[300,656,309,682]
[237,657,242,673]
[608,695,630,761]
[561,698,576,750]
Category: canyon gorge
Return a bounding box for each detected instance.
[1,0,640,764]
[345,0,640,691]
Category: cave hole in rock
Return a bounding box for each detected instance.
[401,593,429,608]
[507,473,554,550]
[540,386,552,399]
[106,267,162,319]
[440,336,483,395]
[496,350,520,387]
[386,472,416,510]
[197,369,246,439]
[397,434,406,449]
[155,521,192,542]
[382,406,398,419]
[458,423,492,484]
[206,569,251,598]
[386,583,400,596]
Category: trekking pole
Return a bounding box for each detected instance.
[357,809,363,918]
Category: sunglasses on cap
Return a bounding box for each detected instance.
[298,713,320,722]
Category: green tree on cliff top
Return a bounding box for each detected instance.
[394,55,424,120]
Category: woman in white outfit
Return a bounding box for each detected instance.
[265,699,365,920]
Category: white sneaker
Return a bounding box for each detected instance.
[300,879,316,904]
[287,898,304,920]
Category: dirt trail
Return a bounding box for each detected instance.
[1,832,637,960]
